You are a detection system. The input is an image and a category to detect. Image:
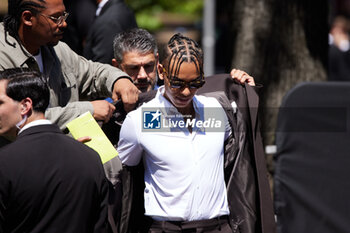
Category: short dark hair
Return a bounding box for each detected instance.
[3,0,46,47]
[0,68,50,113]
[113,28,158,63]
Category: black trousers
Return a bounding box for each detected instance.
[148,215,232,233]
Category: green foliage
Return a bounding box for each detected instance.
[135,10,163,32]
[126,0,203,31]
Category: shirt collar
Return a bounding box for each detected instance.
[18,119,52,135]
[96,0,109,16]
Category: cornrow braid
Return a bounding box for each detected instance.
[4,0,46,49]
[163,33,204,79]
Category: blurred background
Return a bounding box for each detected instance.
[0,0,6,19]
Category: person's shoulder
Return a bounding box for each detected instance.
[52,41,81,65]
[109,0,131,9]
[0,141,21,162]
[195,94,222,107]
[0,24,17,51]
[56,133,103,161]
[135,94,161,113]
[107,0,135,18]
[125,104,142,122]
[0,22,5,35]
[124,96,159,124]
[100,0,124,16]
[0,24,5,45]
[59,133,91,148]
[50,41,73,60]
[53,41,74,53]
[140,95,159,107]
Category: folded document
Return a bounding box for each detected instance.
[66,111,118,164]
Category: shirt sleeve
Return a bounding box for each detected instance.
[117,113,143,166]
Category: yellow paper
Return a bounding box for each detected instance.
[66,112,118,164]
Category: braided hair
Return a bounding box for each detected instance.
[161,33,204,79]
[3,0,46,48]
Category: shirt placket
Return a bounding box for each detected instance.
[189,132,202,220]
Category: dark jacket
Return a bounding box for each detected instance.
[0,124,109,233]
[83,0,138,64]
[115,74,276,233]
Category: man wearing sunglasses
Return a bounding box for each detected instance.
[118,34,229,232]
[0,0,139,146]
[117,33,275,233]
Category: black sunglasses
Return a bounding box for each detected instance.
[163,68,205,89]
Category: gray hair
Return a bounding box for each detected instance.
[113,28,158,63]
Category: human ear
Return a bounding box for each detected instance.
[112,58,120,68]
[20,97,33,115]
[157,63,164,80]
[21,10,34,27]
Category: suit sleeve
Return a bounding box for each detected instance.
[0,163,8,232]
[94,176,110,232]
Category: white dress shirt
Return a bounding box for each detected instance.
[118,86,231,221]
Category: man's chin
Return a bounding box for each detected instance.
[47,39,60,47]
[137,85,151,93]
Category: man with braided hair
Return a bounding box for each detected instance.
[0,0,139,142]
[117,33,275,233]
[119,33,231,232]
